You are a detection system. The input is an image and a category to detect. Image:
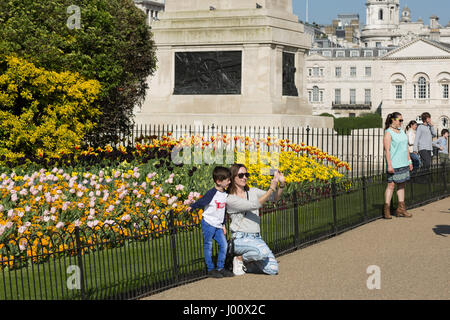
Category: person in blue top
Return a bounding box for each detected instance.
[432,129,449,166]
[383,112,413,219]
[190,166,234,278]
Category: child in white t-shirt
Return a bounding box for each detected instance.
[190,166,234,278]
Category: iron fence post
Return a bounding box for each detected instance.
[306,126,310,147]
[74,227,86,300]
[293,190,299,247]
[362,176,368,221]
[443,162,447,193]
[332,182,337,235]
[169,210,179,284]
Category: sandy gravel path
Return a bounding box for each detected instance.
[144,197,450,300]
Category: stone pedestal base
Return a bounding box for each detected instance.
[134,112,333,128]
[134,0,332,129]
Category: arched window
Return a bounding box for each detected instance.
[313,86,319,102]
[440,116,449,129]
[379,9,384,20]
[418,77,427,99]
[413,74,431,99]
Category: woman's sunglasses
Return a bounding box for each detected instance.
[237,173,250,179]
[394,118,404,122]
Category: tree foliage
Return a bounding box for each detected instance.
[0,0,157,146]
[0,55,101,163]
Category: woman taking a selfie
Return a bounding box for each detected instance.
[226,164,285,276]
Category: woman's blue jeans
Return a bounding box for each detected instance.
[232,231,278,275]
[201,219,227,271]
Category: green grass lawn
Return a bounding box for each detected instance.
[1,168,448,300]
[1,227,206,300]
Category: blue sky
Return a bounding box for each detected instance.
[292,0,450,26]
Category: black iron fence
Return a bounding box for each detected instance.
[1,163,449,300]
[113,124,449,179]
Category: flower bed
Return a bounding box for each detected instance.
[0,134,350,269]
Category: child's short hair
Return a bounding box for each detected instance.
[212,166,231,183]
[442,129,449,136]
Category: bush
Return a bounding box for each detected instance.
[319,113,335,118]
[334,113,382,134]
[0,55,101,163]
[0,0,157,146]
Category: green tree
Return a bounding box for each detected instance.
[0,0,157,146]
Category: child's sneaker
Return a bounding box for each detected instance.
[207,269,223,278]
[232,257,245,276]
[218,268,234,277]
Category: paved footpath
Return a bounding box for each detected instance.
[144,197,450,300]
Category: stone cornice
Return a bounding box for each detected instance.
[382,56,450,60]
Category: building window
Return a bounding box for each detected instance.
[322,51,331,57]
[349,113,356,118]
[376,42,382,48]
[350,50,360,57]
[443,84,449,99]
[350,89,356,104]
[335,89,341,104]
[417,77,428,99]
[379,9,384,20]
[336,51,345,57]
[441,116,449,129]
[308,68,312,76]
[415,115,422,124]
[395,85,403,99]
[313,86,319,102]
[364,50,373,57]
[350,67,357,77]
[313,67,319,77]
[335,67,342,78]
[365,89,371,105]
[378,49,387,56]
[365,67,371,77]
[310,86,323,103]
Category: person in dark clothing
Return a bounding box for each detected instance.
[413,112,436,171]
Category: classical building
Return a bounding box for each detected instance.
[361,0,450,47]
[305,46,394,117]
[133,0,165,26]
[305,38,450,132]
[380,39,450,130]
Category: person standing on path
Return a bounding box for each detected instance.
[432,129,449,167]
[405,120,421,170]
[413,112,437,171]
[226,164,285,275]
[383,112,413,219]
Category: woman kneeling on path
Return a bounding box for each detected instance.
[226,164,285,275]
[383,112,413,219]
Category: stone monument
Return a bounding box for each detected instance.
[134,0,333,128]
